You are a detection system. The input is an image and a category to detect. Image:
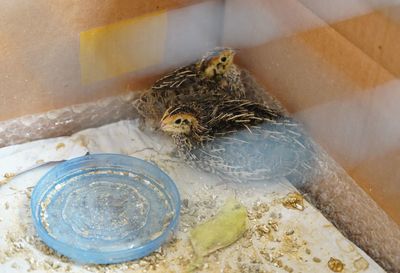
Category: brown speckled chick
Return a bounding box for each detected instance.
[160,96,317,185]
[134,47,245,128]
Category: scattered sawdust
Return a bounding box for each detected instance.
[252,202,269,214]
[0,180,377,273]
[281,192,305,211]
[0,179,9,186]
[285,229,294,236]
[255,224,271,238]
[73,134,90,148]
[268,219,279,231]
[313,257,321,263]
[4,172,16,179]
[177,188,318,272]
[354,257,369,271]
[0,172,16,186]
[280,232,302,255]
[0,153,376,273]
[249,202,269,220]
[328,257,345,272]
[55,143,66,150]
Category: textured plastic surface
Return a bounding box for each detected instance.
[0,92,139,148]
[31,154,180,264]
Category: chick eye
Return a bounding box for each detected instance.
[221,57,227,62]
[175,118,182,124]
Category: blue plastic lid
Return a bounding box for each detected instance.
[31,154,180,264]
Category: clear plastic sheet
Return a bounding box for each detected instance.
[0,92,139,148]
[0,70,398,272]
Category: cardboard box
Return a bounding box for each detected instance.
[0,0,399,271]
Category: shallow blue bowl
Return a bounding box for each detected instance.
[31,154,180,264]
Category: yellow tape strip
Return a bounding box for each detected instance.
[80,10,167,84]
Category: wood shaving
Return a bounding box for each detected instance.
[55,143,66,150]
[3,172,16,179]
[354,257,369,271]
[282,192,305,211]
[313,257,321,263]
[328,257,345,272]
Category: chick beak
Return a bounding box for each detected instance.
[159,120,167,131]
[160,118,172,132]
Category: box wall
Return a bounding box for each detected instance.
[0,0,222,121]
[223,0,400,224]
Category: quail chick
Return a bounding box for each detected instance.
[134,47,245,128]
[152,47,243,95]
[161,94,283,137]
[160,98,316,185]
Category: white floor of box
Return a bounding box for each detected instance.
[0,120,384,273]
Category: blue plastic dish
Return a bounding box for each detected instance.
[31,154,180,264]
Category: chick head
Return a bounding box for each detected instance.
[160,107,199,135]
[199,48,236,78]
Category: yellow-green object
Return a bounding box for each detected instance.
[189,197,248,257]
